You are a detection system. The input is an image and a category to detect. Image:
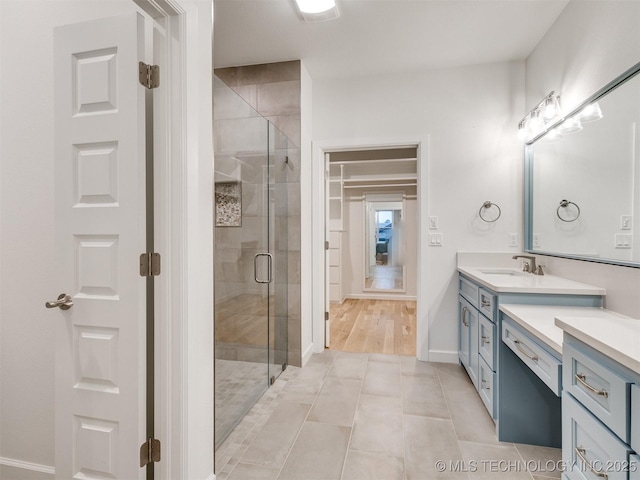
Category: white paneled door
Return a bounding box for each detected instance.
[53,13,149,480]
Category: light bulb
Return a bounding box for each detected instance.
[528,111,544,136]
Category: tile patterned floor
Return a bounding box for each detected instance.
[215,351,562,480]
[215,359,282,449]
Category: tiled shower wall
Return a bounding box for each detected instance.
[215,61,302,367]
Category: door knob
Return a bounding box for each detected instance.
[45,293,73,310]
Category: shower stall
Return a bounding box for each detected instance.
[213,76,292,450]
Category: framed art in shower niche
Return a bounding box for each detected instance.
[215,181,242,227]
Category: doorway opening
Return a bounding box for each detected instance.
[324,147,418,356]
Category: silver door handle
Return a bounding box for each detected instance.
[576,373,609,398]
[45,293,73,310]
[514,339,538,362]
[575,447,608,479]
[461,306,469,327]
[254,253,273,284]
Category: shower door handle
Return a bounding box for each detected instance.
[254,253,273,284]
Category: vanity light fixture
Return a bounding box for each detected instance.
[542,94,561,120]
[576,102,603,122]
[294,0,340,22]
[558,115,583,134]
[517,91,562,143]
[543,128,563,143]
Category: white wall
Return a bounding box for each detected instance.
[313,61,526,361]
[300,61,313,362]
[525,0,640,317]
[0,2,144,475]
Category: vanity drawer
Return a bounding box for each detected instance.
[630,454,640,480]
[478,356,495,418]
[478,314,496,371]
[478,287,496,321]
[563,392,632,480]
[632,384,640,452]
[563,341,632,443]
[502,318,562,395]
[459,276,479,309]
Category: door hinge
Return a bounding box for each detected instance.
[140,253,161,276]
[325,241,330,250]
[140,438,161,467]
[325,311,330,321]
[139,62,160,89]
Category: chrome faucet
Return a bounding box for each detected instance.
[512,255,538,274]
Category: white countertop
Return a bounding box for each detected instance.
[556,315,640,375]
[499,304,625,355]
[458,266,606,295]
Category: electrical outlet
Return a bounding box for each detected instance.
[429,216,439,230]
[615,234,633,249]
[428,233,443,246]
[621,215,632,230]
[508,233,518,247]
[533,233,542,248]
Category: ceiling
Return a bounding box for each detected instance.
[213,0,570,80]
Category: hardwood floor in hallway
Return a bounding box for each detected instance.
[329,299,416,356]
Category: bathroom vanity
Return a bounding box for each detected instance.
[457,261,605,446]
[556,315,640,480]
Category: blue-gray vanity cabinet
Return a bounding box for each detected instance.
[458,295,479,389]
[563,393,632,480]
[458,271,603,442]
[458,276,497,416]
[631,454,640,480]
[632,385,640,453]
[562,336,639,480]
[502,317,562,395]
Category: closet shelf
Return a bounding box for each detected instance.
[343,175,417,183]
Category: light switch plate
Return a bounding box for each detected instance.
[508,233,518,247]
[429,216,439,230]
[429,233,443,246]
[615,234,632,249]
[621,215,632,230]
[533,233,542,248]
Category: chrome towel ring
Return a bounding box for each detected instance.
[557,199,581,222]
[479,201,501,223]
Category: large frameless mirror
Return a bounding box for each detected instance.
[525,61,640,267]
[363,193,406,292]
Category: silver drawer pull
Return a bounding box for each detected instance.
[461,306,469,327]
[575,446,608,479]
[481,380,490,390]
[514,339,538,362]
[481,300,491,307]
[481,335,490,344]
[575,373,609,399]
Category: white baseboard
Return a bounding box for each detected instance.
[0,457,55,479]
[302,343,315,366]
[207,473,216,480]
[344,293,417,301]
[427,349,458,364]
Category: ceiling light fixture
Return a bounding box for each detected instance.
[294,0,340,22]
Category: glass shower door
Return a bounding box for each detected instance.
[213,76,289,452]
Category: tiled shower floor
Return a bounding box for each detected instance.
[215,359,284,450]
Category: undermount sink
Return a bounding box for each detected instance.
[477,268,530,276]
